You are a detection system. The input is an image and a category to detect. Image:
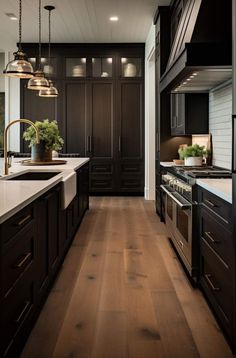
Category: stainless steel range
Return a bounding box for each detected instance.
[160,166,231,280]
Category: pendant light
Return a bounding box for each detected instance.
[3,0,34,78]
[39,5,58,97]
[27,0,49,90]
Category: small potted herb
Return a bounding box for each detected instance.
[178,144,207,166]
[23,119,64,162]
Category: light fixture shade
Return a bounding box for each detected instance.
[27,69,50,90]
[4,51,34,79]
[39,80,58,97]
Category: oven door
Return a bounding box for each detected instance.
[161,185,193,273]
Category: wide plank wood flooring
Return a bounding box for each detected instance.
[21,197,234,358]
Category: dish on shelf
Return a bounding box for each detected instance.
[72,65,84,77]
[123,63,137,77]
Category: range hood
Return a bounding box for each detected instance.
[160,0,232,93]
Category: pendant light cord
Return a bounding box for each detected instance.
[38,0,42,70]
[48,8,51,67]
[18,0,22,51]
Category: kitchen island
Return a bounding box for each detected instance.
[0,158,90,357]
[0,158,90,223]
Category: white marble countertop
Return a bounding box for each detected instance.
[196,178,232,204]
[0,157,90,224]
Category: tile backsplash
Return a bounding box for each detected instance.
[209,82,232,169]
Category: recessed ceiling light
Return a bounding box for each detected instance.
[109,16,119,21]
[5,13,18,20]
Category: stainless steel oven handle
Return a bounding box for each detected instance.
[160,185,191,210]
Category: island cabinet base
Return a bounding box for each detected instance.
[0,164,89,358]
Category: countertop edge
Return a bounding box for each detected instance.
[0,177,62,224]
[196,179,232,204]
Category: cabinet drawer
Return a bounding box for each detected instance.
[2,223,35,297]
[121,163,142,173]
[200,189,231,225]
[1,204,34,244]
[120,177,142,190]
[201,239,233,328]
[90,177,113,190]
[2,274,34,356]
[200,208,233,268]
[90,163,112,174]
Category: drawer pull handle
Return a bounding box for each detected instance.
[205,231,218,244]
[204,199,217,208]
[205,274,220,291]
[17,214,31,226]
[15,300,31,324]
[14,252,32,268]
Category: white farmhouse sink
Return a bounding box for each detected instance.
[61,171,77,209]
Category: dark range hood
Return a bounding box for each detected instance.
[160,0,232,93]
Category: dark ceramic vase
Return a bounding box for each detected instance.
[31,142,52,162]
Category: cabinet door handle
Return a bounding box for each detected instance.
[15,300,31,324]
[118,136,121,152]
[172,115,177,128]
[204,199,217,208]
[16,214,31,226]
[14,252,32,268]
[86,136,90,152]
[205,274,220,291]
[89,135,92,153]
[205,231,218,244]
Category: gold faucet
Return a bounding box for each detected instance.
[4,119,40,175]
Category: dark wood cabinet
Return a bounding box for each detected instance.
[170,93,209,136]
[36,185,60,305]
[199,188,235,352]
[65,82,87,156]
[0,202,37,357]
[20,44,144,195]
[117,81,144,192]
[88,81,115,192]
[0,164,89,357]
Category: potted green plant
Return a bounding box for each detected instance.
[23,119,64,162]
[178,144,207,166]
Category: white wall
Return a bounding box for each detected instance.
[209,82,232,169]
[145,24,156,200]
[4,49,21,152]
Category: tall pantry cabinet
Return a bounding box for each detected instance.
[20,44,144,194]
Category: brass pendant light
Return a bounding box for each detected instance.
[3,0,34,78]
[27,0,49,90]
[39,5,58,97]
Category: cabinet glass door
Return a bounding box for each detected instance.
[92,57,112,78]
[27,57,37,72]
[121,57,142,77]
[40,57,57,77]
[66,58,86,77]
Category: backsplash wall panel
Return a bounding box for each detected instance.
[209,83,232,169]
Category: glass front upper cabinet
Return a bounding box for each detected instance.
[121,57,142,77]
[66,58,86,77]
[92,57,113,78]
[28,57,57,76]
[40,57,57,77]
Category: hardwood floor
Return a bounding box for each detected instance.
[21,197,234,358]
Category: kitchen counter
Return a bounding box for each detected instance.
[160,161,175,167]
[196,178,232,204]
[0,157,90,224]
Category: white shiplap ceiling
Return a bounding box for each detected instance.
[0,0,170,48]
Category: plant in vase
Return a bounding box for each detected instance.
[23,119,64,162]
[178,144,208,166]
